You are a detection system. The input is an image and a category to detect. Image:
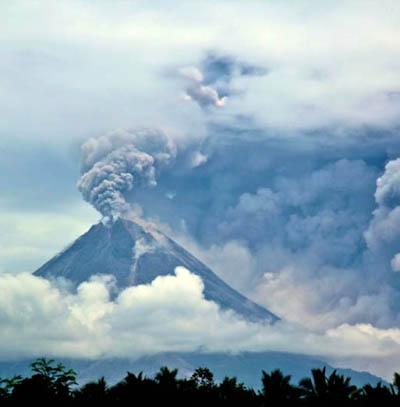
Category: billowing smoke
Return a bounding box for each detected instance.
[365,157,400,269]
[375,158,400,208]
[179,66,227,108]
[77,129,176,221]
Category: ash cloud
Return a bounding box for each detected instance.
[77,129,176,221]
[178,52,266,109]
[365,158,400,269]
[130,129,400,332]
[375,158,400,208]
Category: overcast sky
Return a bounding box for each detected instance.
[2,0,400,379]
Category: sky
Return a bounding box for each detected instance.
[2,0,400,379]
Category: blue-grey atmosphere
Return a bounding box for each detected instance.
[1,0,400,382]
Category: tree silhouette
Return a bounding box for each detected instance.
[218,376,258,406]
[74,377,108,403]
[0,375,22,401]
[2,357,400,406]
[261,369,298,404]
[361,382,394,405]
[191,367,214,388]
[154,366,180,404]
[390,372,400,400]
[31,358,77,389]
[9,358,77,404]
[108,371,156,403]
[155,366,178,387]
[299,367,357,405]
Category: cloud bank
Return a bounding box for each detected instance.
[2,267,400,379]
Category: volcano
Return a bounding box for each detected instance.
[22,217,383,387]
[34,217,278,323]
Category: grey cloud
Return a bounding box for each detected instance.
[391,253,400,272]
[200,52,267,87]
[108,125,400,333]
[375,158,400,208]
[157,155,396,330]
[365,158,400,272]
[219,159,376,256]
[179,66,226,108]
[212,156,400,330]
[185,82,227,108]
[3,0,400,142]
[178,52,266,109]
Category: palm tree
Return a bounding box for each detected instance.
[154,366,180,403]
[74,377,108,403]
[299,367,357,405]
[261,369,297,404]
[109,371,156,403]
[218,376,258,406]
[390,372,400,399]
[31,358,57,377]
[361,382,394,404]
[299,367,328,403]
[155,366,178,389]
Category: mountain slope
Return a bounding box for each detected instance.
[34,217,278,323]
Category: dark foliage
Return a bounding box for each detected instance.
[1,358,77,405]
[0,358,399,406]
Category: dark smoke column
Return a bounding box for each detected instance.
[77,128,176,222]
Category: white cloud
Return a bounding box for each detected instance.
[391,253,400,272]
[375,158,400,208]
[365,158,400,263]
[178,65,226,109]
[252,264,395,331]
[1,0,400,140]
[1,267,400,379]
[190,151,208,168]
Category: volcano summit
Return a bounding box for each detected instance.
[34,217,279,324]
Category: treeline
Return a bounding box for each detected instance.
[0,358,399,406]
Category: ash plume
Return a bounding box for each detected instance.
[178,52,267,109]
[77,129,176,221]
